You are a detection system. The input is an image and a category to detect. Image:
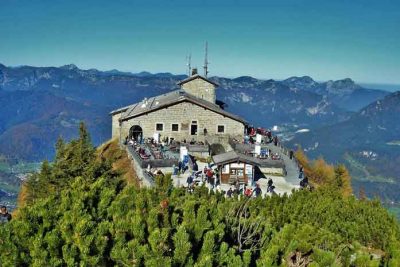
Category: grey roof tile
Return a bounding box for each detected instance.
[111,90,246,124]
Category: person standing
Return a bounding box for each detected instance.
[187,175,194,188]
[227,187,233,198]
[215,169,220,185]
[234,178,240,194]
[193,161,199,172]
[210,176,215,189]
[267,178,274,193]
[206,169,213,185]
[245,187,253,197]
[0,205,12,223]
[178,161,182,173]
[254,185,262,197]
[273,136,278,146]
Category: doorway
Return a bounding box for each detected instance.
[190,121,198,135]
[129,125,143,142]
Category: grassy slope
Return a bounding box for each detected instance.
[96,139,140,187]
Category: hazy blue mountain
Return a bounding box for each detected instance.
[283,76,389,111]
[213,76,350,128]
[291,91,400,157]
[0,63,387,162]
[0,90,109,161]
[290,91,400,201]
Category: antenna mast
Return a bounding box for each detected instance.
[186,54,192,76]
[203,41,209,77]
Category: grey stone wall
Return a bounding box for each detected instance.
[111,112,123,140]
[113,101,245,145]
[181,78,216,103]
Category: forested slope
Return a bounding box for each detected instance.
[1,124,399,266]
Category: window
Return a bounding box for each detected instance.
[171,123,179,132]
[217,125,225,133]
[191,120,198,135]
[156,123,163,131]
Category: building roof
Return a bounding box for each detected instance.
[177,74,219,87]
[212,150,285,168]
[110,90,247,124]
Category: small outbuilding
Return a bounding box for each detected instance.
[212,150,286,185]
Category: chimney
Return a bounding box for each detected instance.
[191,68,198,76]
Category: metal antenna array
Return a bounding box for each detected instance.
[186,54,192,76]
[203,41,209,77]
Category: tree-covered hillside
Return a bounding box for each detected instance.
[1,124,399,266]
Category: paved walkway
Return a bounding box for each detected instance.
[246,142,301,196]
[170,143,301,197]
[264,143,301,186]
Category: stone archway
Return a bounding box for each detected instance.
[129,125,143,142]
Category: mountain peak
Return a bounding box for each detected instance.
[358,90,400,118]
[324,78,360,92]
[339,78,355,85]
[285,76,315,83]
[60,64,79,70]
[135,71,153,77]
[329,78,355,86]
[232,76,259,83]
[283,76,318,90]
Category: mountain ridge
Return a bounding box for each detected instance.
[290,90,400,201]
[0,63,391,162]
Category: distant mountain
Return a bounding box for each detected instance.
[213,77,350,128]
[0,90,109,161]
[283,76,389,111]
[291,91,400,158]
[0,63,388,161]
[290,91,400,201]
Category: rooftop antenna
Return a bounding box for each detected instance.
[186,53,192,76]
[203,41,209,77]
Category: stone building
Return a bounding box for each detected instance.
[110,72,247,146]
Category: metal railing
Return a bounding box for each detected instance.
[126,145,179,169]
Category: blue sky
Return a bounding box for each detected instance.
[1,0,399,84]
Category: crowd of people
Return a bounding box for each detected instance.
[186,165,219,189]
[126,136,181,161]
[184,164,279,199]
[226,183,263,198]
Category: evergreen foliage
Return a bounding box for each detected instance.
[1,124,399,266]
